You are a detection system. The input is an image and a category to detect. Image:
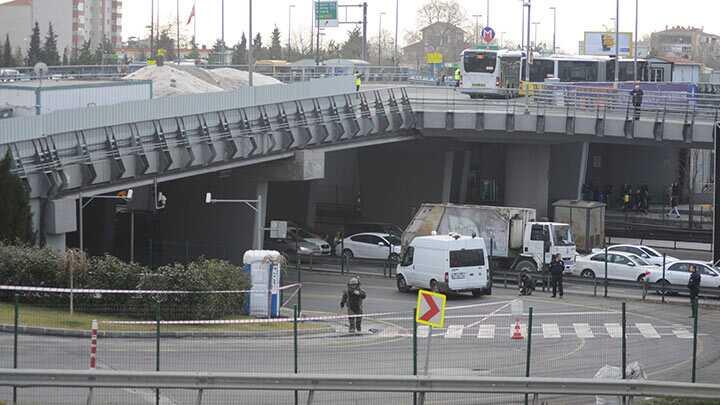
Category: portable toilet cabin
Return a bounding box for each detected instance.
[243,250,284,318]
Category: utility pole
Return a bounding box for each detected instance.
[249,0,254,85]
[315,0,321,65]
[288,4,295,60]
[472,14,482,46]
[532,22,540,50]
[176,0,180,61]
[378,12,385,66]
[310,0,314,55]
[394,0,399,66]
[634,0,639,82]
[550,7,557,54]
[615,0,620,85]
[150,0,154,57]
[486,0,490,27]
[362,2,368,61]
[520,1,525,49]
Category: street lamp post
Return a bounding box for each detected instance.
[288,4,295,60]
[472,14,482,46]
[486,0,490,27]
[394,0,399,66]
[634,0,639,82]
[532,22,540,51]
[549,7,557,54]
[249,0,254,86]
[615,0,620,85]
[520,0,526,49]
[205,193,264,250]
[378,12,385,66]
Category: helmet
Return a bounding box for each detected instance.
[348,277,360,287]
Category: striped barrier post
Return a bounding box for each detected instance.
[86,320,97,405]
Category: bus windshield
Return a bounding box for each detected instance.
[464,52,497,74]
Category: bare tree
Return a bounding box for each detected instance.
[416,0,466,27]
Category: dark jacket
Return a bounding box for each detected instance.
[549,260,565,277]
[630,88,644,106]
[341,287,366,312]
[688,272,701,294]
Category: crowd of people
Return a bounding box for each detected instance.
[581,182,683,218]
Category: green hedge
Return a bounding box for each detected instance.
[0,244,250,319]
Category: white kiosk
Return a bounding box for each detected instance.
[243,250,283,318]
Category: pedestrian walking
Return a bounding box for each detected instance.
[549,254,565,298]
[630,83,644,120]
[669,183,680,218]
[688,265,701,318]
[340,277,366,333]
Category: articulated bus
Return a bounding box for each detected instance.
[460,49,649,98]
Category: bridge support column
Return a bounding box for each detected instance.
[458,150,472,204]
[441,151,454,203]
[40,198,76,252]
[577,142,590,200]
[505,145,550,218]
[253,181,268,250]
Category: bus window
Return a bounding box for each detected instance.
[558,61,599,82]
[500,56,521,88]
[529,59,555,82]
[464,51,498,73]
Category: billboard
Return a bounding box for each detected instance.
[583,32,633,56]
[315,1,338,28]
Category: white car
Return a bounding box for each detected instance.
[643,260,720,293]
[337,232,401,261]
[572,251,658,282]
[601,244,679,266]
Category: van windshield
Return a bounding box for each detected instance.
[449,249,485,268]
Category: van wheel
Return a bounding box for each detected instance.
[396,275,410,293]
[471,289,483,297]
[429,279,439,292]
[342,249,354,261]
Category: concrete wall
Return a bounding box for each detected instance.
[548,142,587,208]
[0,2,32,58]
[33,0,74,56]
[505,144,551,218]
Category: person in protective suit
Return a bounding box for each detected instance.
[518,270,534,296]
[340,277,367,333]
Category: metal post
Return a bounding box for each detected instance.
[633,0,639,82]
[362,2,368,61]
[155,303,160,405]
[315,0,321,66]
[293,305,298,405]
[614,0,620,85]
[221,0,225,47]
[13,294,18,405]
[79,193,83,253]
[256,194,262,250]
[520,1,525,49]
[249,0,254,86]
[418,326,433,405]
[713,121,720,263]
[340,236,345,274]
[662,254,666,303]
[524,1,531,109]
[604,246,609,297]
[130,210,135,263]
[621,302,627,380]
[550,7,556,54]
[288,5,294,59]
[394,0,399,66]
[176,0,180,62]
[692,304,698,383]
[524,307,533,405]
[378,13,383,66]
[412,309,417,405]
[150,0,155,57]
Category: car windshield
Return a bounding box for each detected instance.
[385,235,401,246]
[640,247,660,257]
[628,254,650,266]
[552,225,574,246]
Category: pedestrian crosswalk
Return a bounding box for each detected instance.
[380,323,695,340]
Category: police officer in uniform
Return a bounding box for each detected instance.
[454,67,461,88]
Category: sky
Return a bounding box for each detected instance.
[3,0,720,54]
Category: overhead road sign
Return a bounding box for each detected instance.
[315,1,338,28]
[415,290,446,328]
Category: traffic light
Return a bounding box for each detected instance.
[156,192,167,210]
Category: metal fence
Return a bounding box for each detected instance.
[0,284,714,404]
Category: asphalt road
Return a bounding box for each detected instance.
[2,270,718,404]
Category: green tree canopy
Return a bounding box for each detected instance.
[0,151,34,244]
[1,34,14,67]
[231,34,247,65]
[341,27,363,60]
[26,22,43,67]
[42,22,60,66]
[269,26,282,60]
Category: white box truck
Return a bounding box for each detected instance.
[402,203,578,274]
[396,233,491,296]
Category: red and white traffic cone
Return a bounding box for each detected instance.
[511,318,523,340]
[89,319,98,369]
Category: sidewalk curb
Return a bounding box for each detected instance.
[299,266,394,280]
[0,323,334,339]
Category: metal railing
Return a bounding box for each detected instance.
[1,369,719,399]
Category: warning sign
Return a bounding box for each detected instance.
[415,290,446,328]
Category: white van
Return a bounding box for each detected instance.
[396,233,491,297]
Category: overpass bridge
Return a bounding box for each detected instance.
[0,77,717,255]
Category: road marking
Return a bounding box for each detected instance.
[445,325,464,339]
[417,325,430,338]
[378,327,400,338]
[477,324,495,339]
[636,323,661,339]
[464,300,515,328]
[542,323,561,339]
[604,323,622,338]
[673,328,693,339]
[573,323,595,339]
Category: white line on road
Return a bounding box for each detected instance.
[445,325,464,339]
[542,323,561,339]
[672,328,693,339]
[605,323,622,338]
[636,323,661,339]
[477,324,495,339]
[464,300,515,328]
[573,323,595,339]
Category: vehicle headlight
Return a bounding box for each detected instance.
[298,246,311,252]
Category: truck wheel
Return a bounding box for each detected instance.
[396,275,411,293]
[472,289,483,297]
[429,279,439,292]
[515,259,537,273]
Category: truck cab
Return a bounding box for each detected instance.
[515,222,576,273]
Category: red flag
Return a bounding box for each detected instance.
[186,4,196,25]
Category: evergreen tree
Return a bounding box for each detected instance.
[188,36,200,59]
[209,39,226,64]
[77,40,94,65]
[62,47,69,65]
[157,29,176,61]
[231,34,247,65]
[94,36,116,65]
[0,151,34,244]
[253,33,266,60]
[42,22,60,66]
[1,34,13,67]
[26,22,43,67]
[269,26,282,60]
[341,27,363,60]
[13,47,24,66]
